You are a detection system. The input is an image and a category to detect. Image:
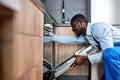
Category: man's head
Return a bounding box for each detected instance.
[71,14,88,37]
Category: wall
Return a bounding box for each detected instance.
[42,0,88,26]
[0,0,43,80]
[91,0,120,25]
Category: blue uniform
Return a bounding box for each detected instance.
[103,42,120,80]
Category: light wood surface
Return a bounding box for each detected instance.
[0,0,43,80]
[55,27,89,75]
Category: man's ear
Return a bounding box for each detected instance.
[78,20,83,26]
[80,20,84,25]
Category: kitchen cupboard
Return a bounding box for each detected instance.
[0,0,43,80]
[55,27,89,80]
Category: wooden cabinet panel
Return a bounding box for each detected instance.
[12,0,43,80]
[24,62,42,80]
[0,15,13,80]
[13,34,43,79]
[43,42,53,62]
[55,27,77,65]
[0,0,45,80]
[55,27,74,36]
[13,0,26,33]
[34,7,43,36]
[0,0,43,80]
[13,0,43,36]
[36,62,43,80]
[16,62,43,80]
[24,0,35,35]
[55,27,89,75]
[33,37,43,64]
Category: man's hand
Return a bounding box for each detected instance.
[71,55,88,67]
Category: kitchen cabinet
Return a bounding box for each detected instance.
[53,27,90,80]
[0,0,43,80]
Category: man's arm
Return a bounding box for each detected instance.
[71,23,114,65]
[52,35,87,44]
[88,22,114,64]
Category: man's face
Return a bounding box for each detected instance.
[71,21,83,37]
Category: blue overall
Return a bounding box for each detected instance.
[102,42,120,80]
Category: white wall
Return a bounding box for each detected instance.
[91,0,120,25]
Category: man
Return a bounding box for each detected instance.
[45,14,120,80]
[70,14,120,80]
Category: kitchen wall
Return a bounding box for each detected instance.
[91,0,120,25]
[42,0,89,26]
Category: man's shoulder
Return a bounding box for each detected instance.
[92,22,112,29]
[93,22,110,26]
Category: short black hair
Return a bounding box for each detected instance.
[71,14,88,24]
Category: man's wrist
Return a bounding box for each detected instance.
[83,56,88,60]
